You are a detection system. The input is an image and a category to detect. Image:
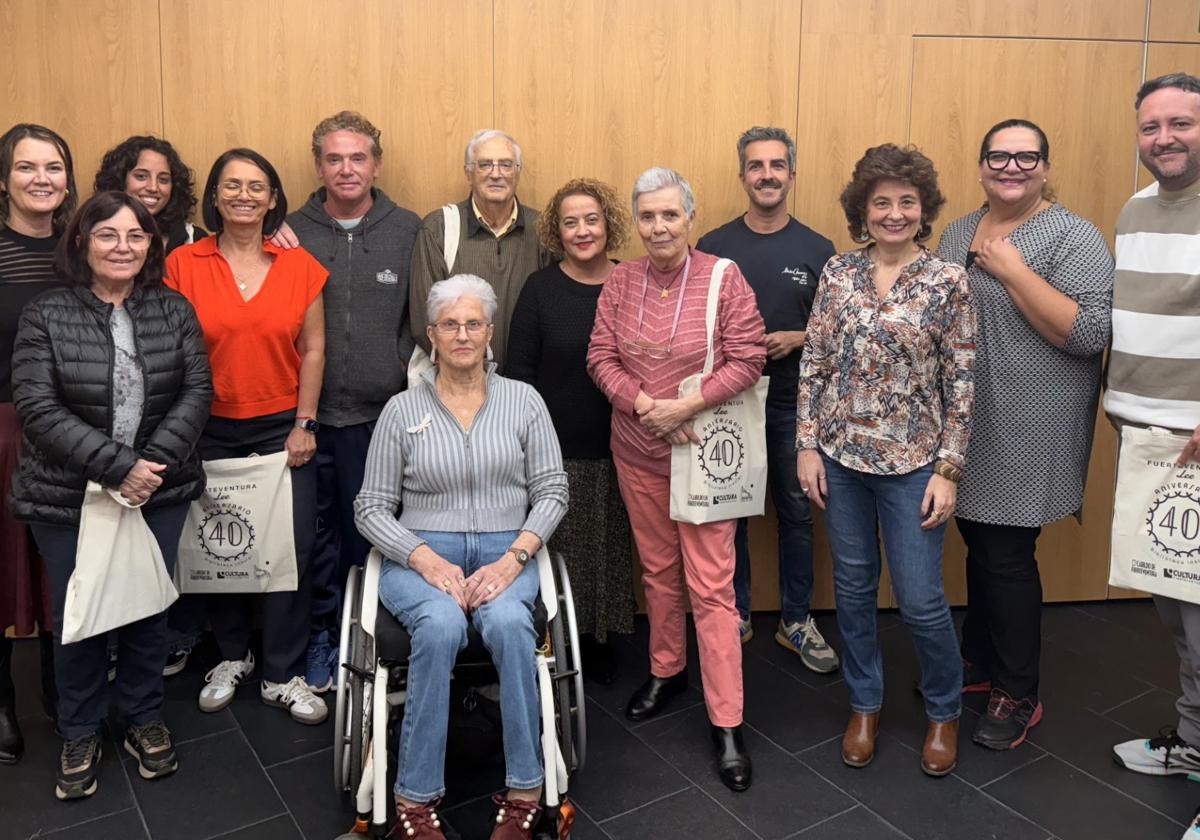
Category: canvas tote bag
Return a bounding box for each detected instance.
[176,450,297,594]
[669,258,769,524]
[61,482,178,644]
[1109,425,1200,602]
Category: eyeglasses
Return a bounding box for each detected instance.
[471,160,518,174]
[434,319,489,335]
[90,230,152,249]
[622,339,673,359]
[983,151,1044,171]
[218,180,271,197]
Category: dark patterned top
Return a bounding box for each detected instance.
[937,203,1113,527]
[796,247,976,475]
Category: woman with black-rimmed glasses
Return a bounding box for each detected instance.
[937,118,1113,752]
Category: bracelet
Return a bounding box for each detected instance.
[933,459,963,483]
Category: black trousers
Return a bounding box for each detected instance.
[32,503,188,739]
[957,518,1043,700]
[199,410,317,683]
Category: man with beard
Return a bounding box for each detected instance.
[697,127,839,673]
[1109,75,1200,806]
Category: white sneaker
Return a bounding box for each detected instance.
[1113,729,1200,779]
[261,675,328,725]
[198,652,254,713]
[738,618,753,645]
[1183,809,1200,840]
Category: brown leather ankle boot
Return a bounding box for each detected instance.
[841,711,879,767]
[921,719,958,776]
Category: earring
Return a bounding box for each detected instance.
[854,230,871,243]
[429,347,438,364]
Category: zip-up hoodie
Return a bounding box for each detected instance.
[287,187,421,427]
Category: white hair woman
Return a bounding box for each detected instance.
[355,274,568,839]
[586,167,766,792]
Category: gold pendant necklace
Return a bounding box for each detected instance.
[659,287,670,299]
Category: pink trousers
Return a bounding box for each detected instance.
[615,459,743,726]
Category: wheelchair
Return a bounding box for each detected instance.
[333,546,586,838]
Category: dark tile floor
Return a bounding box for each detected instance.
[3,601,1197,840]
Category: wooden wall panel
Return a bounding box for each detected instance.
[803,0,1143,39]
[0,0,163,198]
[493,0,803,253]
[158,0,493,219]
[1150,0,1200,42]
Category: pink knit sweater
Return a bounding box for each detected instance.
[586,248,766,475]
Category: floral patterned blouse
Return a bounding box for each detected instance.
[795,247,977,475]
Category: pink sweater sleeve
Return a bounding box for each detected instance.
[586,266,642,415]
[698,262,766,406]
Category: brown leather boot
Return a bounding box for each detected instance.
[841,711,879,767]
[921,719,959,776]
[489,794,542,840]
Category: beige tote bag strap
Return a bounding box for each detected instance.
[701,258,732,377]
[442,204,460,273]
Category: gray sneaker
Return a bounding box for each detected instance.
[738,618,754,645]
[776,616,840,674]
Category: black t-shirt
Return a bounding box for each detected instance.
[697,216,835,408]
[0,225,61,403]
[504,262,614,459]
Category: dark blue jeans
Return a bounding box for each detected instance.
[821,455,961,722]
[734,403,814,623]
[33,503,189,739]
[311,421,375,638]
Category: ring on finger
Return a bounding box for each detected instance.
[486,584,496,593]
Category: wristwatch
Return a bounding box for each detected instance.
[933,459,963,483]
[295,417,319,433]
[508,548,531,566]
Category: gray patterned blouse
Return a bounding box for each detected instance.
[937,203,1113,527]
[109,305,144,447]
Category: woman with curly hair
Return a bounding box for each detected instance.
[506,178,635,683]
[796,144,976,776]
[94,136,207,255]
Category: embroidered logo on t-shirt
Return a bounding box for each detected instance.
[782,267,809,286]
[376,269,399,285]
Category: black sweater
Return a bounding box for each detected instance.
[505,263,614,460]
[0,226,60,402]
[11,284,213,525]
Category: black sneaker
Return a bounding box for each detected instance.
[973,689,1043,750]
[55,732,101,800]
[124,721,178,779]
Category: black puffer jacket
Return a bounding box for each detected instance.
[10,283,212,525]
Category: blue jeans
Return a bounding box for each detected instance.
[821,455,961,722]
[734,403,814,623]
[378,530,542,802]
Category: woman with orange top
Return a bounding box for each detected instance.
[165,148,329,726]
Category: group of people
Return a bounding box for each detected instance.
[0,69,1196,840]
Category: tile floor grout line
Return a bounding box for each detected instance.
[570,799,617,840]
[593,784,698,825]
[173,724,241,748]
[112,741,156,840]
[1098,685,1156,717]
[1026,751,1189,828]
[29,805,141,839]
[199,810,291,840]
[976,751,1050,788]
[787,751,919,840]
[262,744,333,771]
[231,724,308,838]
[783,803,861,836]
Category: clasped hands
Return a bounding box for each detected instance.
[118,458,166,505]
[634,391,702,446]
[409,545,523,613]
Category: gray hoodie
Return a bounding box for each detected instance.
[287,187,421,427]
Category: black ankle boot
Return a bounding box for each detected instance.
[0,638,24,764]
[581,635,617,686]
[625,670,688,721]
[712,724,752,791]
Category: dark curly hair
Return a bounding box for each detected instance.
[0,123,77,233]
[94,135,198,232]
[839,144,945,242]
[56,191,164,289]
[537,177,631,259]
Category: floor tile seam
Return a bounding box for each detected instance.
[593,783,697,825]
[786,751,919,840]
[1008,751,1189,828]
[938,769,1060,837]
[1097,685,1156,718]
[199,811,291,840]
[173,724,241,748]
[788,732,842,757]
[780,803,862,837]
[441,786,505,813]
[743,647,839,690]
[27,806,142,840]
[112,740,155,840]
[232,724,306,837]
[570,800,617,839]
[626,696,707,730]
[974,750,1050,788]
[262,744,333,771]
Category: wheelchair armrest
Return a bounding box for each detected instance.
[360,548,384,641]
[536,546,558,622]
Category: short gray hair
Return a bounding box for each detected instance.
[631,167,695,218]
[1136,72,1200,109]
[464,129,522,169]
[426,274,499,325]
[737,126,796,173]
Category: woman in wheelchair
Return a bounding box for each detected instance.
[354,274,568,840]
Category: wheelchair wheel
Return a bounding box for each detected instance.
[553,552,586,771]
[333,565,361,791]
[348,617,374,795]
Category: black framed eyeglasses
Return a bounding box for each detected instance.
[983,151,1044,171]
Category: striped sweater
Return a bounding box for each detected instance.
[353,365,568,565]
[586,248,767,475]
[1105,180,1200,432]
